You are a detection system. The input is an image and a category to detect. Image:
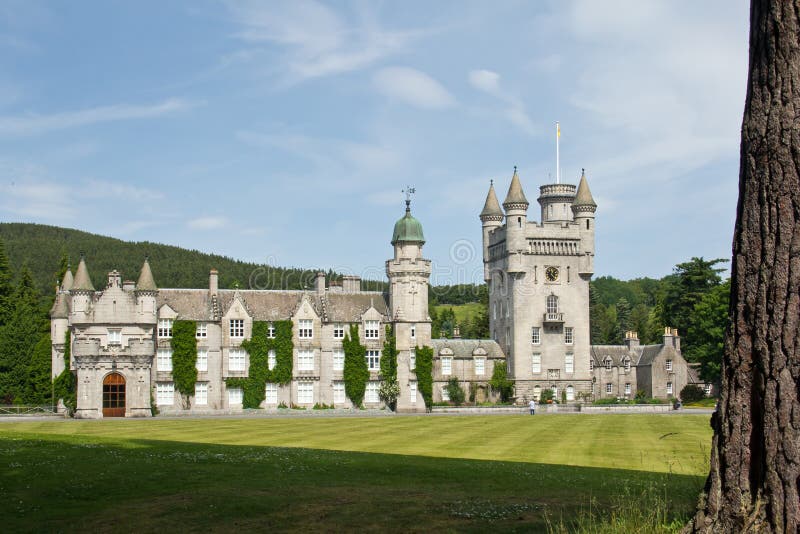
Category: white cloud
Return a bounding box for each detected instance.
[187,216,229,230]
[0,98,195,138]
[468,69,500,94]
[373,67,455,109]
[468,68,536,135]
[83,180,165,201]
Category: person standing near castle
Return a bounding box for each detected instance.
[529,398,536,415]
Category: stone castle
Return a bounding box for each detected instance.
[50,170,695,417]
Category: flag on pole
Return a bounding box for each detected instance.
[557,123,561,138]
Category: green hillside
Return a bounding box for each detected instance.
[0,223,385,294]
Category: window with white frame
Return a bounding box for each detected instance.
[564,327,573,345]
[604,357,612,371]
[108,329,121,345]
[366,350,381,371]
[625,383,631,396]
[156,382,174,405]
[228,348,246,372]
[410,324,416,339]
[333,323,344,339]
[158,319,173,338]
[365,320,380,339]
[546,295,559,314]
[196,348,208,372]
[298,319,313,339]
[297,349,314,371]
[533,385,541,400]
[297,382,313,403]
[441,384,450,402]
[267,323,275,339]
[228,386,243,405]
[441,356,452,375]
[566,385,575,401]
[333,382,345,404]
[409,349,416,370]
[365,381,379,403]
[666,382,673,396]
[157,348,173,372]
[474,357,485,376]
[605,383,613,395]
[623,358,631,372]
[532,353,541,374]
[268,349,276,371]
[265,383,278,404]
[565,353,574,373]
[229,319,244,338]
[196,323,207,338]
[665,359,673,372]
[704,383,712,396]
[531,327,541,344]
[333,349,344,371]
[194,382,208,405]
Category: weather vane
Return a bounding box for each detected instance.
[402,185,416,210]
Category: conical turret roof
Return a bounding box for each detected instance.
[136,257,157,291]
[72,256,95,291]
[50,292,69,319]
[61,268,74,291]
[502,167,529,207]
[480,181,503,219]
[572,169,597,208]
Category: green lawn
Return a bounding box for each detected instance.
[0,415,711,532]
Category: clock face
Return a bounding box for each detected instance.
[545,266,559,282]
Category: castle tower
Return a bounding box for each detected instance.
[69,255,95,319]
[502,167,529,264]
[135,257,158,322]
[387,193,431,412]
[50,267,72,380]
[480,180,504,282]
[571,169,597,275]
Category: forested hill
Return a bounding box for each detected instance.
[0,223,385,294]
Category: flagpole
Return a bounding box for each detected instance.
[556,121,560,184]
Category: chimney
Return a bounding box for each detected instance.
[315,272,326,294]
[342,275,361,293]
[123,280,135,291]
[329,280,343,293]
[453,324,461,339]
[209,269,219,295]
[672,328,680,351]
[624,330,639,350]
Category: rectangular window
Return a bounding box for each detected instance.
[605,383,613,395]
[157,348,172,372]
[297,382,314,404]
[531,327,541,344]
[564,327,573,345]
[624,358,631,372]
[195,382,208,405]
[409,381,417,403]
[505,327,510,346]
[196,348,208,372]
[228,348,246,372]
[589,359,594,372]
[565,353,574,373]
[108,329,121,345]
[265,383,278,404]
[441,357,452,376]
[196,323,207,338]
[666,382,673,396]
[297,349,314,371]
[268,349,276,371]
[229,319,244,338]
[156,382,174,405]
[267,323,275,339]
[158,319,173,338]
[410,324,416,339]
[333,382,345,404]
[228,387,243,405]
[532,353,541,374]
[366,350,381,371]
[409,349,416,370]
[441,385,450,402]
[605,358,612,371]
[474,357,485,376]
[704,383,712,396]
[365,320,380,339]
[665,359,673,372]
[365,381,380,403]
[333,349,344,371]
[625,383,631,396]
[333,323,344,339]
[298,319,313,339]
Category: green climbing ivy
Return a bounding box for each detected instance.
[343,323,368,407]
[379,325,399,410]
[415,345,434,411]
[228,320,294,409]
[52,330,76,414]
[171,320,198,404]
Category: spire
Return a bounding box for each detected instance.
[502,166,529,208]
[71,255,95,291]
[61,267,74,291]
[480,180,503,220]
[572,168,597,209]
[136,257,157,291]
[50,292,69,318]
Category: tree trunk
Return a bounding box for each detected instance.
[685,1,800,532]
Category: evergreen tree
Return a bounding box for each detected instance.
[24,334,52,405]
[614,297,632,344]
[55,250,69,287]
[0,238,12,327]
[687,279,730,385]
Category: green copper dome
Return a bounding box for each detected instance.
[391,202,425,245]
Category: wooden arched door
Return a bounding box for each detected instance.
[102,373,126,417]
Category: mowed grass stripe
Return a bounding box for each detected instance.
[1,414,711,475]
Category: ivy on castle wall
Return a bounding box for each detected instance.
[343,323,368,407]
[415,345,434,411]
[379,325,399,410]
[229,320,294,409]
[171,320,198,403]
[52,330,76,414]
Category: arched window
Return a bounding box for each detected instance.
[546,295,559,314]
[566,385,575,401]
[533,385,541,400]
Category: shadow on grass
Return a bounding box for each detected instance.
[0,433,704,533]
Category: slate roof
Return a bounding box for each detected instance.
[480,182,504,218]
[50,292,69,319]
[590,345,637,365]
[324,292,389,322]
[502,168,529,207]
[61,269,74,291]
[636,345,666,366]
[158,289,213,321]
[136,259,157,291]
[572,170,597,207]
[430,338,505,359]
[72,257,95,291]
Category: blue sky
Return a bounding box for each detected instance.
[0,0,749,284]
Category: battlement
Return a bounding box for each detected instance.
[72,337,155,358]
[538,183,576,199]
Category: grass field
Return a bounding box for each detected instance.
[0,414,711,532]
[434,303,484,325]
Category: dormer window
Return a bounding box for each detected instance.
[333,324,344,339]
[365,320,380,339]
[229,319,244,338]
[604,357,612,371]
[158,319,173,339]
[623,358,631,372]
[298,319,313,339]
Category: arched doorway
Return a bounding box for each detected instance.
[102,373,126,417]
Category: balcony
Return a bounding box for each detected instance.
[542,312,564,325]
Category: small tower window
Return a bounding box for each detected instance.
[586,219,590,230]
[517,217,522,228]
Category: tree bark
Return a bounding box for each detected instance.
[685,1,800,532]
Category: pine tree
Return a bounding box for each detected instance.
[0,238,12,327]
[24,334,53,405]
[614,297,632,344]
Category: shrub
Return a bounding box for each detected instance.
[680,384,705,403]
[415,346,434,410]
[445,378,465,406]
[540,388,555,403]
[561,389,567,404]
[489,364,514,402]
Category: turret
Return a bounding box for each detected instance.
[502,167,529,261]
[479,180,504,281]
[571,169,597,275]
[538,182,577,223]
[50,275,71,378]
[135,257,158,320]
[387,196,430,323]
[69,255,94,317]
